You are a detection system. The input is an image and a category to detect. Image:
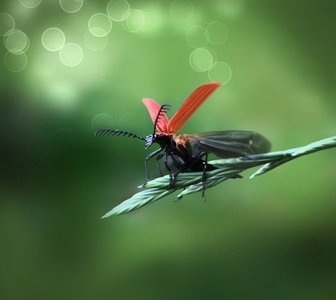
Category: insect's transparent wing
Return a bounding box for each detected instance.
[184,131,271,158]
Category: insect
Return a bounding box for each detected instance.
[95,82,271,190]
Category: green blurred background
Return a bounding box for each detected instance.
[1,0,336,299]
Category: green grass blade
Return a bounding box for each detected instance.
[102,136,336,216]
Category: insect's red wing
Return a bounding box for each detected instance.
[168,82,221,133]
[142,98,169,133]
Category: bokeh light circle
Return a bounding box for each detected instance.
[91,113,115,132]
[33,53,57,77]
[106,0,130,22]
[0,13,15,36]
[4,29,30,54]
[41,27,65,51]
[4,52,28,72]
[19,0,42,8]
[84,30,109,51]
[59,0,84,13]
[186,25,208,48]
[124,9,147,33]
[88,13,112,37]
[206,21,229,45]
[59,43,83,67]
[189,48,213,72]
[170,0,194,22]
[208,62,232,85]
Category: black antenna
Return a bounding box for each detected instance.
[152,104,170,134]
[95,129,146,141]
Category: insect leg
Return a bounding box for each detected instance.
[155,153,165,176]
[163,151,176,187]
[162,150,189,187]
[185,151,209,197]
[178,150,212,197]
[201,151,209,197]
[145,147,164,180]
